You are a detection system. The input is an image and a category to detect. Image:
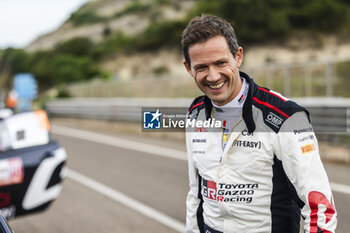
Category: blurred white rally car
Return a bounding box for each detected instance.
[0,109,67,220]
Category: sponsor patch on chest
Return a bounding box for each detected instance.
[203,179,217,200]
[232,140,261,149]
[202,178,259,204]
[217,183,259,204]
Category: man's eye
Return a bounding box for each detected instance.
[195,66,206,72]
[217,62,226,66]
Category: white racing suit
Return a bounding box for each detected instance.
[185,72,337,233]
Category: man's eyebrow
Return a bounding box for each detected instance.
[193,64,207,69]
[193,58,228,69]
[215,58,229,63]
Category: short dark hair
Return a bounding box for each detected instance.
[181,14,239,67]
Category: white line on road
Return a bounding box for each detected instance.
[54,125,350,196]
[52,125,187,161]
[67,168,186,233]
[67,170,349,233]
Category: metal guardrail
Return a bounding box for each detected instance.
[46,97,350,134]
[45,98,192,121]
[293,97,350,134]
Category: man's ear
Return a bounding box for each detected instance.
[183,60,193,77]
[235,47,244,68]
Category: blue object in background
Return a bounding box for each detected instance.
[13,73,37,112]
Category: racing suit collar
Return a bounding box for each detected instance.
[240,71,256,134]
[202,71,256,134]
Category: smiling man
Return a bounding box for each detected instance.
[185,35,243,107]
[182,15,337,233]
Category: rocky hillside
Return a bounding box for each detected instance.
[2,0,348,92]
[26,0,196,81]
[27,0,194,52]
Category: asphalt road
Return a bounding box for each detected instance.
[9,125,350,233]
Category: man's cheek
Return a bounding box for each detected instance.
[193,73,201,85]
[194,73,205,85]
[226,64,236,73]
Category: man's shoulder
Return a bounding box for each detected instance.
[187,95,208,120]
[251,86,309,132]
[188,95,206,111]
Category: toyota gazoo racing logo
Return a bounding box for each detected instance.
[202,178,259,204]
[203,179,217,200]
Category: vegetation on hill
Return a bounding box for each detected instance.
[0,39,106,89]
[69,0,350,45]
[1,0,350,92]
[69,7,108,26]
[189,0,350,44]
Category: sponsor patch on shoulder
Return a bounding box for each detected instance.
[298,135,314,142]
[266,112,283,128]
[301,144,316,154]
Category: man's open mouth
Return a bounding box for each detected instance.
[209,81,225,90]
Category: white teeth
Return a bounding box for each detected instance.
[209,82,224,89]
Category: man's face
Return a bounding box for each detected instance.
[184,35,243,106]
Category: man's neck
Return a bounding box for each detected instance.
[212,77,248,110]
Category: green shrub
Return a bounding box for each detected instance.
[93,19,187,55]
[134,19,187,51]
[54,37,93,56]
[289,0,347,32]
[103,26,112,37]
[114,1,151,18]
[0,48,31,87]
[91,32,135,58]
[153,65,169,76]
[49,55,101,84]
[57,86,71,98]
[152,0,170,6]
[28,51,56,87]
[69,7,107,26]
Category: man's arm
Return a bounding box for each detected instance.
[185,132,201,233]
[275,111,337,232]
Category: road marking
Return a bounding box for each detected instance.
[67,170,350,233]
[54,125,350,196]
[52,125,187,161]
[67,169,186,233]
[330,182,350,195]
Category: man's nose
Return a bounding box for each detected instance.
[207,66,220,82]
